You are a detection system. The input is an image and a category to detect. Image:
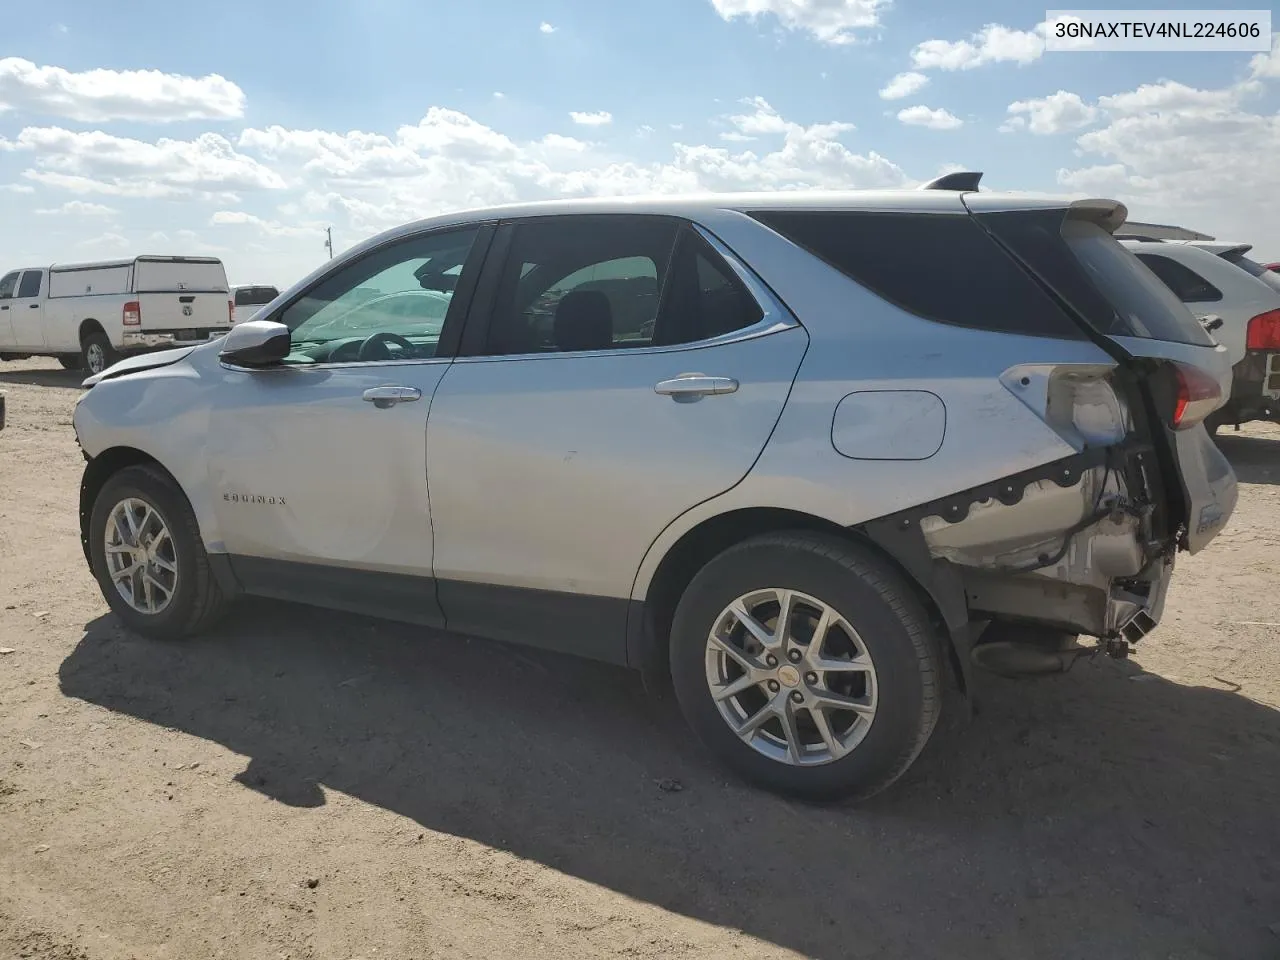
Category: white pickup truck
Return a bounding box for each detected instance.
[0,256,233,375]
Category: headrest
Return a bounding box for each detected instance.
[553,290,613,352]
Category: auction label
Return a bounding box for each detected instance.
[1045,10,1272,51]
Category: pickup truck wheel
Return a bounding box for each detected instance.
[58,356,83,371]
[669,532,942,803]
[89,464,231,640]
[81,332,119,376]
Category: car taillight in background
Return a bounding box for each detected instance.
[1265,263,1280,274]
[229,299,235,325]
[122,301,141,326]
[1172,362,1223,430]
[1245,308,1280,350]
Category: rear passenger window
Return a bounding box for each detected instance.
[484,216,680,355]
[750,211,1086,340]
[17,271,41,298]
[1135,254,1221,303]
[481,217,767,355]
[654,230,764,346]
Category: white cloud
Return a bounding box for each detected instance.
[708,0,887,45]
[878,71,929,100]
[0,183,34,194]
[76,231,129,250]
[0,57,244,122]
[210,210,320,239]
[539,134,589,152]
[1251,35,1280,78]
[539,21,556,33]
[569,110,613,126]
[7,127,285,197]
[224,96,904,241]
[1097,79,1255,116]
[493,91,505,99]
[896,105,963,130]
[1054,70,1280,257]
[35,200,115,216]
[911,22,1045,71]
[1004,91,1097,135]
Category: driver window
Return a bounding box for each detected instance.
[0,272,19,300]
[277,226,479,364]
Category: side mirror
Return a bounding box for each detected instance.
[219,320,291,367]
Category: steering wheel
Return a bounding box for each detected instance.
[357,331,415,362]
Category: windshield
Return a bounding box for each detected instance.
[1062,221,1216,347]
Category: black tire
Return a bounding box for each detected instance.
[89,464,230,640]
[669,531,942,803]
[80,331,119,376]
[58,356,83,370]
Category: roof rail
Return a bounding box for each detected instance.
[919,171,983,192]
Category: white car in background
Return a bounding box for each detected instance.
[1121,239,1280,434]
[230,284,281,326]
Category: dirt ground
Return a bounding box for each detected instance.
[1,357,1278,960]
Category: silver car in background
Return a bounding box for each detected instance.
[71,174,1237,801]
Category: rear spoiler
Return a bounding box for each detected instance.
[1066,198,1129,234]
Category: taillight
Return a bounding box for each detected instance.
[228,299,235,325]
[1245,308,1280,350]
[1172,362,1222,430]
[122,300,141,326]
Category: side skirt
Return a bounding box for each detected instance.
[229,556,631,665]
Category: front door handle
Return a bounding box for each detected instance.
[655,374,739,402]
[28,304,39,309]
[362,385,422,409]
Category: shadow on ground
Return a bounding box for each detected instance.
[0,367,83,389]
[1217,430,1280,486]
[59,602,1280,959]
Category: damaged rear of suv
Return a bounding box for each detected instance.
[661,179,1237,800]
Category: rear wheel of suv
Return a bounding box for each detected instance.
[89,464,230,640]
[669,532,942,803]
[81,332,119,376]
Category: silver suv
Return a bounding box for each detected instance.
[72,176,1238,801]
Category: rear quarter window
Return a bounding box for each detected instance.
[1222,251,1280,295]
[749,210,1086,340]
[976,210,1216,348]
[1134,253,1221,303]
[1062,222,1215,347]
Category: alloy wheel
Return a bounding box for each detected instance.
[704,588,878,766]
[104,497,178,615]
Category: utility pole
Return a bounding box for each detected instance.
[324,227,334,260]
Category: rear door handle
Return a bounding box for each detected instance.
[362,385,422,409]
[655,375,739,402]
[28,304,39,309]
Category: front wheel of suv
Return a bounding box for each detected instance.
[669,532,942,803]
[89,464,230,640]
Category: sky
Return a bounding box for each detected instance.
[1,0,1279,285]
